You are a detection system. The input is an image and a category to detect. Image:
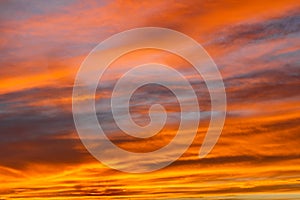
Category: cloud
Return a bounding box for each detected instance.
[208,11,300,46]
[0,0,300,199]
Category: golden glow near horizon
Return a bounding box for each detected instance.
[0,0,299,199]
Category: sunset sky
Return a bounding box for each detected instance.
[0,0,300,199]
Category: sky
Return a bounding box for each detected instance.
[0,0,300,199]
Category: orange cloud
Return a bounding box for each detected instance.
[0,0,299,199]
